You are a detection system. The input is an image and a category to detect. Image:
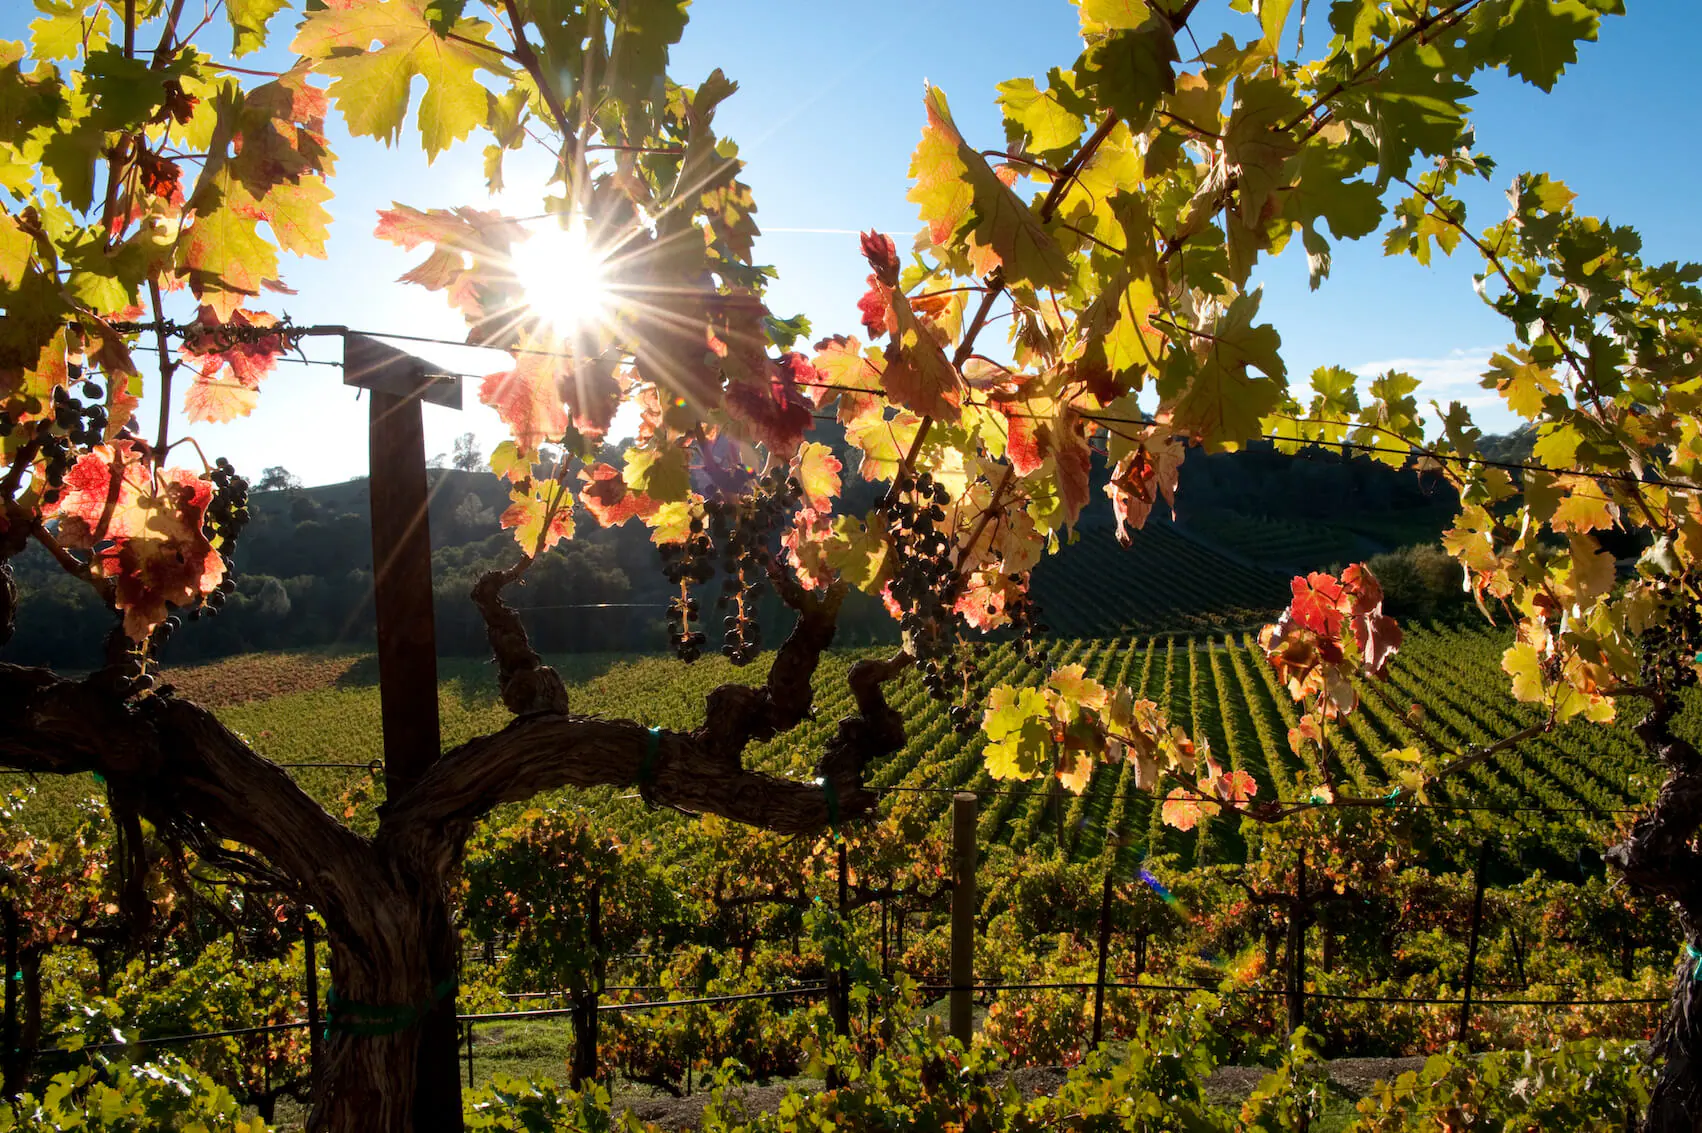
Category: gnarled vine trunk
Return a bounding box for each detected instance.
[1606,694,1702,1132]
[0,572,908,1132]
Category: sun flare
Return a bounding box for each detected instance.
[511,219,610,332]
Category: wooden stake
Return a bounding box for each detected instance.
[302,912,320,1092]
[1457,841,1491,1047]
[1091,868,1114,1048]
[950,792,977,1046]
[1287,852,1307,1035]
[367,386,442,799]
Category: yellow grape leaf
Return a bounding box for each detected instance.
[908,84,1070,290]
[1160,788,1213,832]
[1502,641,1546,704]
[1056,749,1094,794]
[793,441,843,510]
[644,500,695,545]
[500,483,574,554]
[1046,663,1108,713]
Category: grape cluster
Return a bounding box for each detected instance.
[204,457,250,558]
[1006,585,1051,668]
[0,373,112,505]
[654,471,803,665]
[880,470,958,661]
[659,524,714,662]
[162,458,248,643]
[1639,574,1702,693]
[710,471,801,665]
[878,471,993,730]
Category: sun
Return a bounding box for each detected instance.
[510,219,610,333]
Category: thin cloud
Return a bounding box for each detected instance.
[1351,347,1496,389]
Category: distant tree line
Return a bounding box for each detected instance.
[0,440,1491,671]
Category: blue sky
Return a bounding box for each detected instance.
[10,2,1700,486]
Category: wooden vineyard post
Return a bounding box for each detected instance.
[3,903,16,1092]
[879,881,889,980]
[342,332,464,1128]
[950,792,977,1046]
[302,912,320,1091]
[831,842,851,1040]
[343,331,461,800]
[1457,841,1491,1047]
[1091,868,1115,1048]
[464,1022,475,1089]
[1287,852,1307,1035]
[825,842,852,1089]
[571,881,603,1086]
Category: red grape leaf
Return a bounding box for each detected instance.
[481,351,568,455]
[54,445,224,638]
[579,463,658,527]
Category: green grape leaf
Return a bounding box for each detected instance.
[1077,0,1151,31]
[609,0,689,113]
[1491,0,1600,93]
[827,513,892,593]
[228,0,290,56]
[261,176,334,259]
[1077,14,1178,130]
[909,84,1071,291]
[292,0,504,159]
[1167,291,1285,449]
[623,445,691,503]
[1257,0,1296,51]
[176,185,279,320]
[996,76,1086,159]
[29,2,111,61]
[982,685,1054,781]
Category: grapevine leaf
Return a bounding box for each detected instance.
[580,463,659,527]
[228,0,291,57]
[1167,292,1285,449]
[622,446,690,504]
[1502,640,1546,704]
[481,353,568,455]
[54,445,225,639]
[1491,0,1600,93]
[292,0,504,159]
[909,85,1071,290]
[879,286,961,422]
[794,441,843,510]
[500,481,575,554]
[177,183,279,320]
[1076,0,1151,30]
[29,3,112,61]
[982,685,1054,781]
[0,212,34,287]
[1077,13,1177,130]
[1160,788,1211,832]
[183,376,260,423]
[826,513,892,593]
[1484,349,1560,418]
[845,410,923,483]
[645,501,696,546]
[996,76,1086,160]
